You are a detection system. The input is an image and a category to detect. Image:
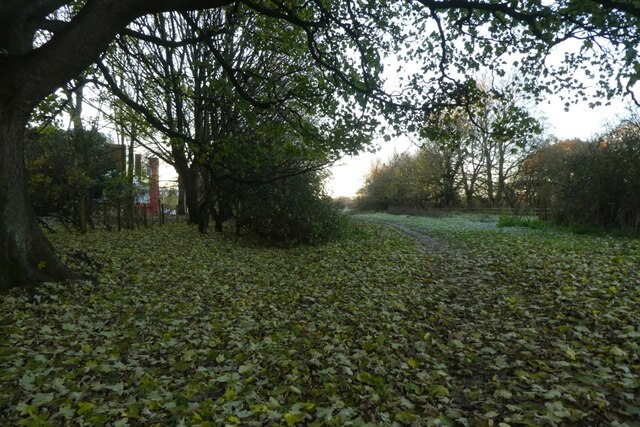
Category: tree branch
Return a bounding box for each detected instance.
[97,59,195,144]
[121,26,228,48]
[181,12,274,109]
[3,0,234,107]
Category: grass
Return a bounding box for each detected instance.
[497,214,628,237]
[497,215,548,230]
[1,218,639,425]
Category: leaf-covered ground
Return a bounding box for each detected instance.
[1,215,639,426]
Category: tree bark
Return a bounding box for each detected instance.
[0,105,78,291]
[483,140,495,207]
[67,80,88,233]
[177,176,186,215]
[496,141,506,207]
[186,171,201,225]
[174,161,201,225]
[0,0,233,291]
[198,192,212,234]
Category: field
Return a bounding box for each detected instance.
[1,214,639,426]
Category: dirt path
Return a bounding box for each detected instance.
[358,217,447,252]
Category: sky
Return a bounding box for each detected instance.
[326,96,629,198]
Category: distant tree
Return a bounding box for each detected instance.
[421,79,542,208]
[413,148,452,207]
[356,160,394,212]
[356,150,447,211]
[518,124,640,232]
[419,110,468,208]
[515,139,585,214]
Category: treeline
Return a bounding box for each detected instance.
[518,125,640,232]
[357,116,640,234]
[24,7,363,246]
[25,125,344,245]
[358,79,544,211]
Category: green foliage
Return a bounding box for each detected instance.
[2,216,639,425]
[356,150,445,211]
[358,79,543,213]
[518,121,640,233]
[237,172,347,245]
[103,8,372,235]
[25,126,124,228]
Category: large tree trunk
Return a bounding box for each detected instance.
[0,106,78,291]
[483,144,495,207]
[186,169,202,225]
[0,0,233,291]
[496,143,506,207]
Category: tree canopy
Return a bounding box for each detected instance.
[2,0,640,289]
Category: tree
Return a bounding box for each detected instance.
[519,125,640,232]
[356,160,395,211]
[25,125,123,230]
[356,150,446,211]
[0,0,236,290]
[97,8,367,233]
[3,0,640,290]
[420,109,468,208]
[516,139,586,213]
[421,79,542,208]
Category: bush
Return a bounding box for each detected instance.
[237,172,347,245]
[518,124,640,234]
[25,126,124,229]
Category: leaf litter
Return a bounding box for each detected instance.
[1,217,638,426]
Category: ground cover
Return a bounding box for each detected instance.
[1,217,639,426]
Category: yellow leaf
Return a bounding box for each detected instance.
[250,403,269,413]
[223,387,237,400]
[565,347,576,361]
[284,412,305,426]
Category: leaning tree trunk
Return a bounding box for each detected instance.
[0,106,78,291]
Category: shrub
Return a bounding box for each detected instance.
[238,172,347,245]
